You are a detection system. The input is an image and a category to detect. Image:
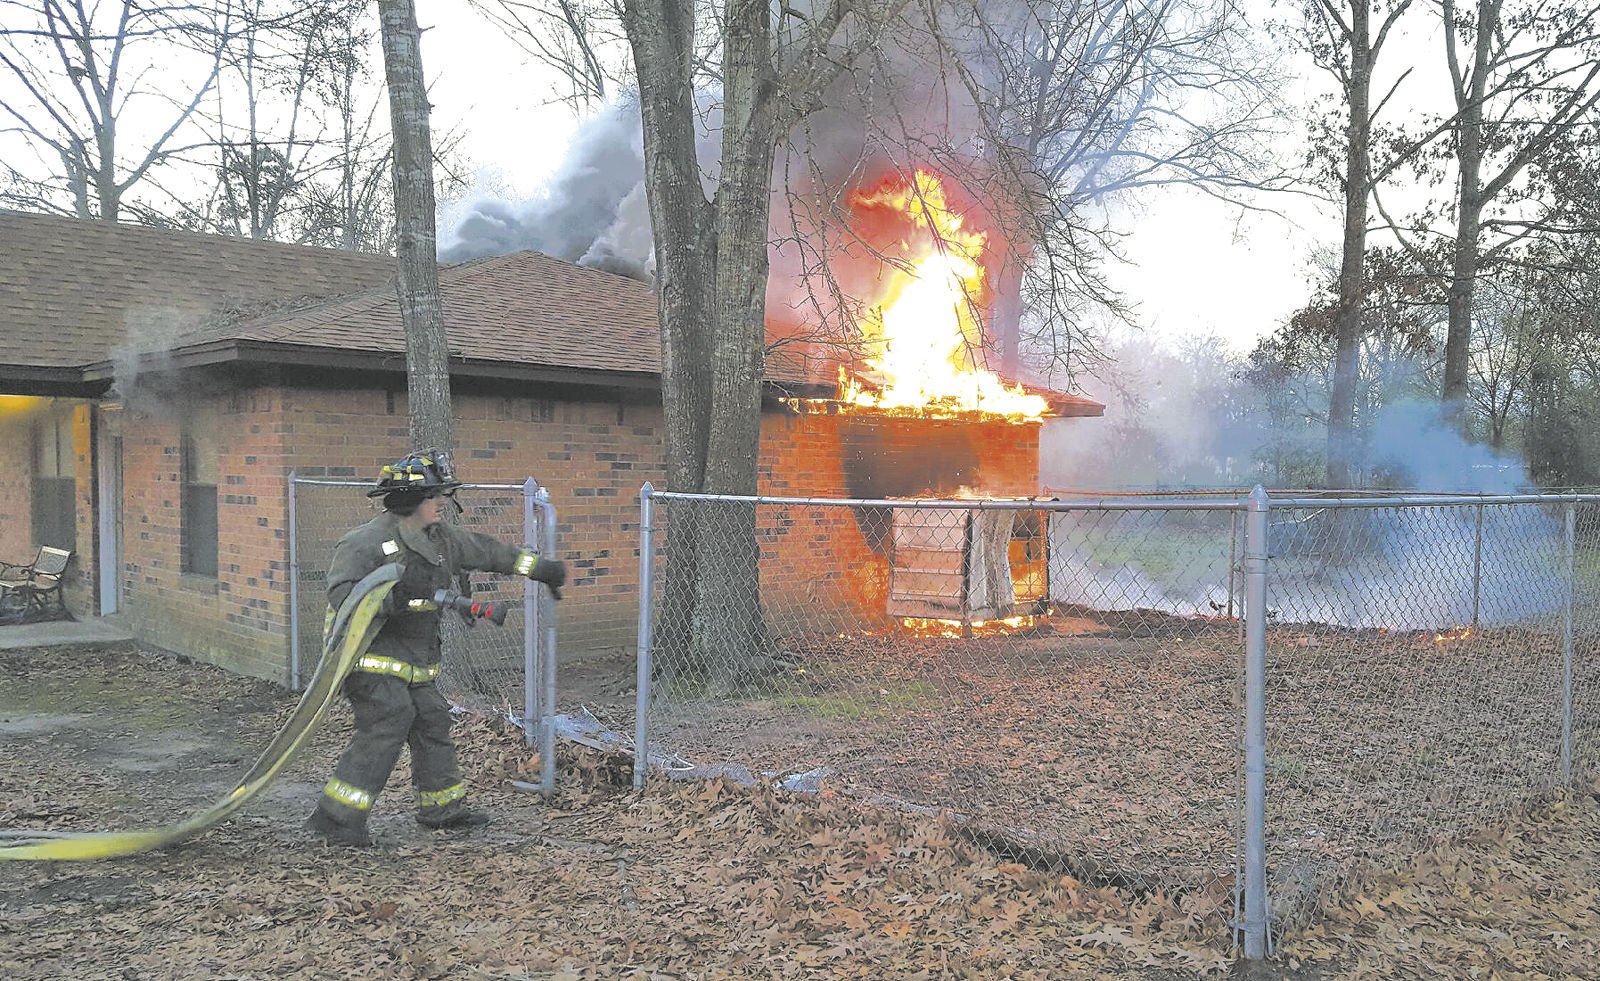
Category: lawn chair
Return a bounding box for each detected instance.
[0,546,73,624]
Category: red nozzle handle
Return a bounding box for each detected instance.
[431,589,509,626]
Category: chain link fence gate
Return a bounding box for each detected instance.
[628,484,1600,958]
[288,474,559,794]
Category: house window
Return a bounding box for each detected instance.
[31,406,76,553]
[181,419,219,578]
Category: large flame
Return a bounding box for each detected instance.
[838,170,1048,421]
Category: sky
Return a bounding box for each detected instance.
[0,1,1348,358]
[413,2,1340,359]
[1103,187,1329,354]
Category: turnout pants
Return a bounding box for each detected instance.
[314,672,466,827]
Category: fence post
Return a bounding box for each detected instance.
[1241,486,1271,959]
[1227,510,1239,620]
[287,470,301,691]
[634,482,657,790]
[1563,502,1575,785]
[1471,503,1484,626]
[539,487,559,798]
[522,478,540,748]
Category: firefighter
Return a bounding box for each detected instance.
[304,449,567,846]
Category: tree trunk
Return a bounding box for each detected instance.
[63,140,91,219]
[1440,0,1493,432]
[378,0,453,452]
[995,249,1024,380]
[622,0,717,677]
[622,0,779,685]
[1326,1,1373,490]
[95,127,118,222]
[692,0,777,685]
[1441,185,1482,426]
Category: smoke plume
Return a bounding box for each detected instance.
[439,97,728,281]
[440,103,654,278]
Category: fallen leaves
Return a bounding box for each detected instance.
[3,643,1599,979]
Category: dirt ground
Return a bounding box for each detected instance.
[2,642,1598,979]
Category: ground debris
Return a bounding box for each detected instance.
[1,643,1597,978]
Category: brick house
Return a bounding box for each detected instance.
[0,209,1102,684]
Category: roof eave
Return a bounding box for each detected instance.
[1046,398,1106,418]
[83,339,669,394]
[69,340,1107,416]
[0,363,113,397]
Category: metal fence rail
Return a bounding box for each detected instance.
[288,475,559,794]
[630,484,1600,957]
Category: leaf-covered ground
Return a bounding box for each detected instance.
[1,643,1597,979]
[644,615,1598,933]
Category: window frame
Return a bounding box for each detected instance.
[30,405,76,553]
[180,421,219,579]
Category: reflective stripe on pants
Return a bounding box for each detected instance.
[355,654,442,685]
[314,674,464,825]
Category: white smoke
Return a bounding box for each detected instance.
[1367,398,1532,493]
[439,96,724,280]
[1035,337,1563,631]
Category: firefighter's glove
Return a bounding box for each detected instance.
[514,550,567,600]
[389,580,438,614]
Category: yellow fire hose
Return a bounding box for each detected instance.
[0,565,402,861]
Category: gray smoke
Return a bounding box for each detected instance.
[1367,399,1531,493]
[441,103,651,276]
[440,98,724,281]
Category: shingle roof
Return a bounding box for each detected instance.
[0,209,1102,415]
[0,209,394,371]
[156,250,675,383]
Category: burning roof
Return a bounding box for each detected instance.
[776,169,1102,423]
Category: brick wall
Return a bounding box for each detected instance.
[118,390,294,681]
[63,380,1044,686]
[755,413,1041,631]
[280,387,667,660]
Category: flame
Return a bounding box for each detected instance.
[1433,624,1475,644]
[839,170,1048,422]
[832,614,1043,640]
[899,615,1039,638]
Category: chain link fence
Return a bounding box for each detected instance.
[1260,496,1600,940]
[627,485,1600,956]
[288,475,560,792]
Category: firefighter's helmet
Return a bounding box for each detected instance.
[366,448,463,499]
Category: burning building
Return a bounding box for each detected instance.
[0,185,1098,683]
[758,169,1103,635]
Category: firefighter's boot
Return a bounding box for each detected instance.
[416,799,491,830]
[304,807,373,847]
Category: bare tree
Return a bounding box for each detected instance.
[377,0,451,451]
[470,0,624,112]
[1468,284,1540,448]
[928,0,1296,381]
[1293,0,1418,486]
[201,0,372,240]
[1371,0,1600,427]
[292,2,397,250]
[613,0,915,678]
[0,0,238,221]
[1438,0,1600,423]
